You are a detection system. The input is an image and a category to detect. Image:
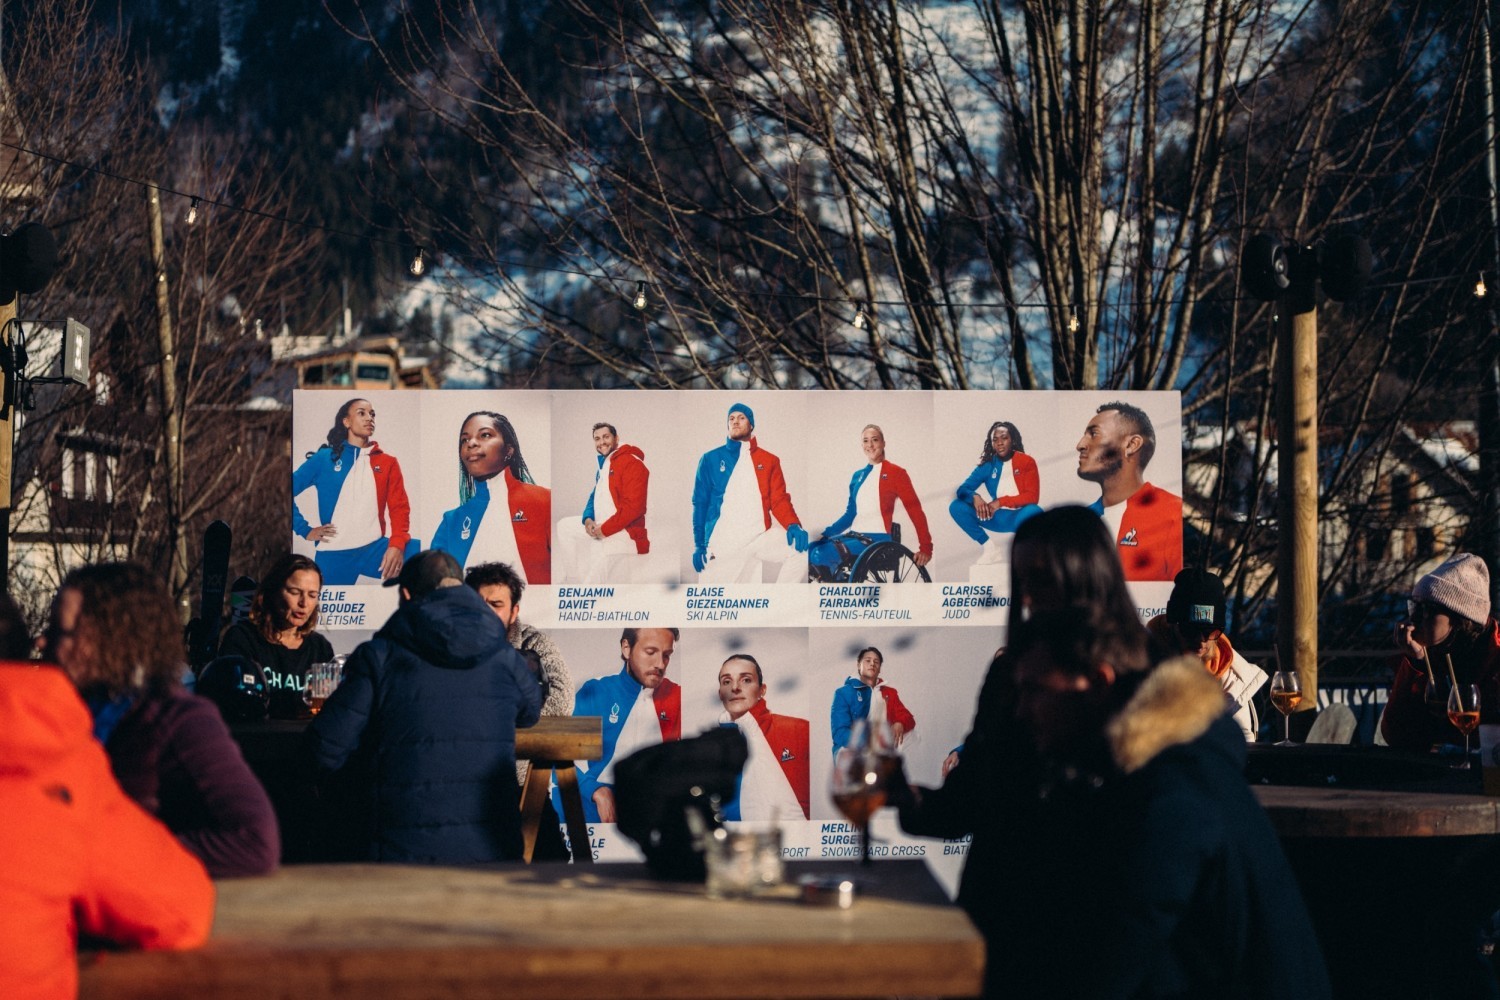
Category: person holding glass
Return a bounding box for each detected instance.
[888,505,1327,999]
[218,553,336,720]
[1381,552,1500,752]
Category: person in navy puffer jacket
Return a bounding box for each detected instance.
[307,550,542,863]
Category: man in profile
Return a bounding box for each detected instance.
[570,627,682,823]
[718,653,809,820]
[691,403,809,583]
[308,549,542,862]
[1075,401,1183,581]
[554,422,651,583]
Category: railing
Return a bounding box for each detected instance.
[1241,648,1395,745]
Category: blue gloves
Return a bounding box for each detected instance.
[693,547,710,572]
[786,524,810,553]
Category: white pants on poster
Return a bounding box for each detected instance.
[700,527,807,584]
[555,517,640,583]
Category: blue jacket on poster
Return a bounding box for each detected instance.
[691,438,743,549]
[432,484,492,569]
[567,666,681,824]
[306,585,542,863]
[291,446,355,537]
[829,677,871,753]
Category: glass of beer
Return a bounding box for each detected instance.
[302,661,340,715]
[1447,682,1481,770]
[1269,668,1302,746]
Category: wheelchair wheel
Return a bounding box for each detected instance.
[851,541,931,583]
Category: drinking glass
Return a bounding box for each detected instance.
[829,719,897,866]
[1423,674,1449,717]
[1447,682,1481,770]
[1269,669,1302,746]
[302,661,341,715]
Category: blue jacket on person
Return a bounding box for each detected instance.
[692,438,744,549]
[306,585,542,863]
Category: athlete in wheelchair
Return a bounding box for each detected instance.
[808,424,933,583]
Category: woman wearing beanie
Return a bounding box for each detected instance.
[1381,552,1500,752]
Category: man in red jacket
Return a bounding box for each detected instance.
[1077,401,1183,582]
[555,422,652,583]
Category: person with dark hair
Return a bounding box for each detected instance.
[718,653,809,820]
[44,562,280,878]
[291,397,411,585]
[1383,552,1500,751]
[431,411,552,582]
[464,561,575,782]
[829,646,915,756]
[307,550,542,862]
[0,592,30,659]
[554,421,651,583]
[949,421,1043,566]
[569,628,682,823]
[813,424,933,575]
[218,553,335,720]
[0,660,215,997]
[691,402,809,583]
[891,507,1327,998]
[1146,568,1266,739]
[1076,400,1183,581]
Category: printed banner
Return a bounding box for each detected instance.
[291,389,1184,882]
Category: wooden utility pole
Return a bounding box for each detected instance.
[1276,250,1320,708]
[147,183,188,596]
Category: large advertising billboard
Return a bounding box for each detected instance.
[291,389,1183,877]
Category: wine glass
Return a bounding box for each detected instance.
[1269,669,1302,746]
[829,719,898,866]
[1447,682,1481,770]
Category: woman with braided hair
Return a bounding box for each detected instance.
[291,397,411,584]
[431,411,552,582]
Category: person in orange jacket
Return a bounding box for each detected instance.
[0,660,214,1000]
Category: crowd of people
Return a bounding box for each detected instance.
[18,502,1500,998]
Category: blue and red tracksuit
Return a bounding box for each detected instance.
[561,667,682,823]
[582,444,650,553]
[692,436,801,550]
[291,442,412,583]
[1089,481,1183,582]
[431,471,553,584]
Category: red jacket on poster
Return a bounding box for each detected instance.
[0,665,214,1000]
[1091,481,1183,582]
[596,444,650,553]
[748,699,811,819]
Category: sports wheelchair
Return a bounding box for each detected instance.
[808,523,930,583]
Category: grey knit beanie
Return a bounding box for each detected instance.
[1413,553,1491,626]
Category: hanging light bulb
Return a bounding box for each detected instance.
[1477,273,1488,299]
[1068,313,1080,333]
[633,281,648,310]
[409,247,426,277]
[185,197,200,226]
[852,307,869,330]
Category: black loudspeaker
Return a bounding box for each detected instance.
[0,222,58,302]
[1241,234,1291,301]
[613,726,748,880]
[1320,232,1372,302]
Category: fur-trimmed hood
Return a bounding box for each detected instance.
[1106,655,1232,774]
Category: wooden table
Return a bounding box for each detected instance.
[77,862,985,1000]
[1253,785,1500,838]
[229,717,603,865]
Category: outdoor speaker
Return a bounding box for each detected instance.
[0,222,58,302]
[1241,234,1291,301]
[1320,232,1372,302]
